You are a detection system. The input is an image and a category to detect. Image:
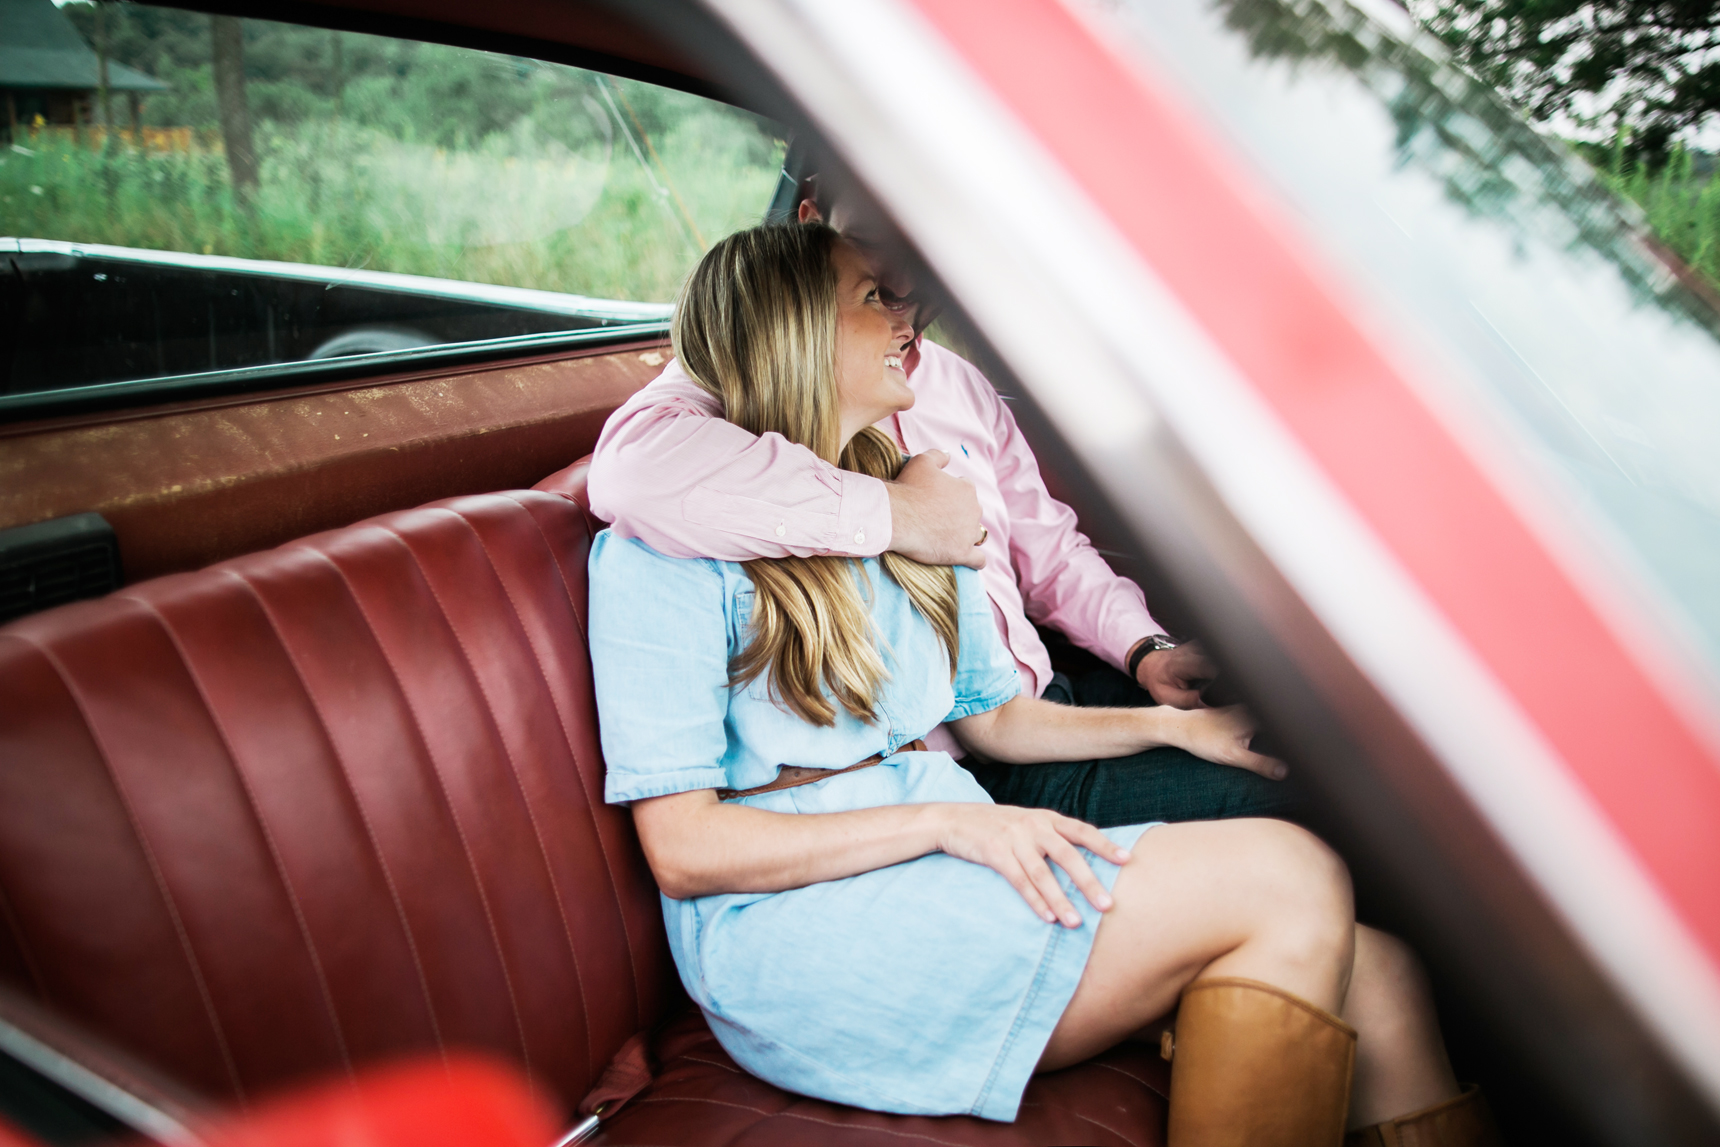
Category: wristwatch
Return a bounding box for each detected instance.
[1127,634,1179,680]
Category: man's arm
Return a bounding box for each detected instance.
[586,361,984,565]
[953,354,1202,704]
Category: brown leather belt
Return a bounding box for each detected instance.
[718,739,927,801]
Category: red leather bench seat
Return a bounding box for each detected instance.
[0,488,1167,1145]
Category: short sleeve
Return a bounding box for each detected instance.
[587,532,732,804]
[945,565,1021,721]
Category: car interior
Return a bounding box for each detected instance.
[3,1,1718,1145]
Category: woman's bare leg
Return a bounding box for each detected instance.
[1343,925,1460,1128]
[1039,818,1354,1071]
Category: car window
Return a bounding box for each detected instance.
[0,3,784,416]
[1097,0,1720,688]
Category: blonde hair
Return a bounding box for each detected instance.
[673,223,959,726]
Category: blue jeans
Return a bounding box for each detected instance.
[961,667,1306,829]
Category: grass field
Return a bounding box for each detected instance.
[1596,148,1720,292]
[10,106,1720,309]
[0,110,783,303]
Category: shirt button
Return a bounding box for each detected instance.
[775,524,786,537]
[854,531,865,544]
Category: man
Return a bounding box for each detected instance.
[584,161,1300,828]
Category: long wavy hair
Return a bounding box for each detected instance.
[673,222,959,726]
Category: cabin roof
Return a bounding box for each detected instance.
[0,0,167,92]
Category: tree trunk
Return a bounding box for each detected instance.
[210,16,258,203]
[95,1,112,132]
[330,31,345,115]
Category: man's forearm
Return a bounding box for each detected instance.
[587,381,892,561]
[951,695,1179,765]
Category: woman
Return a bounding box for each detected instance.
[588,222,1497,1145]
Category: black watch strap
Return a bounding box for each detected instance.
[1127,634,1178,680]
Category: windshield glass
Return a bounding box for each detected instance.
[0,3,783,400]
[1099,0,1720,684]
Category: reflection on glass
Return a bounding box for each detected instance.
[1100,0,1720,681]
[0,5,784,399]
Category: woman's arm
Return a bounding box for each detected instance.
[632,789,1132,928]
[950,695,1287,779]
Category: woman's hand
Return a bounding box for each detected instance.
[1161,705,1287,780]
[935,804,1131,928]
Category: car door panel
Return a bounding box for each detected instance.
[0,340,666,582]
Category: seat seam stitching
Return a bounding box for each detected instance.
[0,871,49,1003]
[448,506,597,1072]
[1068,1107,1139,1145]
[501,493,648,1023]
[142,580,354,1074]
[246,552,450,1060]
[26,616,247,1102]
[1090,1059,1166,1100]
[678,1053,744,1075]
[629,1095,777,1117]
[343,524,534,1077]
[0,651,52,1000]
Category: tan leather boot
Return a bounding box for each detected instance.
[1344,1084,1503,1147]
[1165,976,1357,1147]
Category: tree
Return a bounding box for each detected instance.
[210,15,258,201]
[1412,0,1720,160]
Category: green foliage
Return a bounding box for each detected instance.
[2,111,782,302]
[1409,0,1720,161]
[20,5,785,301]
[58,4,755,151]
[1597,144,1720,288]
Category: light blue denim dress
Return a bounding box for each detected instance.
[588,532,1154,1121]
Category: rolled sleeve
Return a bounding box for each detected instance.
[679,456,892,554]
[945,566,1021,721]
[587,532,733,804]
[588,360,892,560]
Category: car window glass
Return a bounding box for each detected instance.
[1097,0,1720,685]
[1,3,784,408]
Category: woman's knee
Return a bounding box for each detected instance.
[1163,820,1354,964]
[1208,820,1356,988]
[1238,820,1352,924]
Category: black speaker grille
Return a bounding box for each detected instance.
[0,514,122,625]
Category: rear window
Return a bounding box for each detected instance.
[1,3,784,414]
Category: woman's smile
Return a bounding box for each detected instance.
[833,238,916,443]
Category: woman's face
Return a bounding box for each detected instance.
[832,238,916,444]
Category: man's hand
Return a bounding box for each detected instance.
[1135,639,1216,709]
[1162,705,1288,781]
[887,451,986,570]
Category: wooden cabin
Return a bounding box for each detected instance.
[0,0,165,145]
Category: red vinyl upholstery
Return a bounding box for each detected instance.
[0,483,1168,1144]
[532,455,592,508]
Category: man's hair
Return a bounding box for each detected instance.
[672,222,959,726]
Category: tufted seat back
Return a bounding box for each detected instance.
[0,491,671,1111]
[1,474,1172,1146]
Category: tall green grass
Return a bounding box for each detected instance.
[0,111,783,302]
[1596,146,1720,292]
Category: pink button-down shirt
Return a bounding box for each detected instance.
[587,339,1164,746]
